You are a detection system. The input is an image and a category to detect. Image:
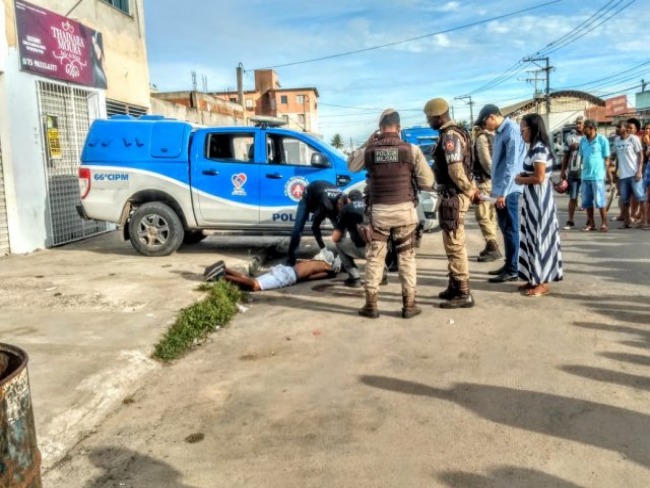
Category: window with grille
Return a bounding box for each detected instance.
[101,0,130,15]
[106,99,147,117]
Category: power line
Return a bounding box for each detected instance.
[556,60,650,90]
[532,0,621,56]
[462,0,635,97]
[537,0,636,56]
[257,0,562,70]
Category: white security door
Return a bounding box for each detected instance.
[37,81,110,246]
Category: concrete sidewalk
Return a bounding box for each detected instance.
[0,231,279,470]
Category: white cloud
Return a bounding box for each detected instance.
[435,34,451,47]
[440,1,460,12]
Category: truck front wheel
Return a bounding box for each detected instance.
[128,202,184,256]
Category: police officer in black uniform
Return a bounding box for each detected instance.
[287,180,342,265]
[331,190,367,287]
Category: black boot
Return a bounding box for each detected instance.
[358,292,380,318]
[477,240,503,262]
[438,275,459,300]
[440,280,475,309]
[402,292,422,319]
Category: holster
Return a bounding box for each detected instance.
[393,230,415,255]
[439,195,461,232]
[357,223,374,244]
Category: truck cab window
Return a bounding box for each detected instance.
[266,134,319,167]
[206,133,254,163]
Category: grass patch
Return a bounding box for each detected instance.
[153,280,242,362]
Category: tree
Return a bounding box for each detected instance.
[330,134,344,149]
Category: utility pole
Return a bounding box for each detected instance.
[236,63,246,125]
[454,95,475,126]
[523,56,552,128]
[523,69,545,100]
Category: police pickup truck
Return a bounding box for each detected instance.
[78,115,437,256]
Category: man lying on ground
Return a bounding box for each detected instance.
[223,249,341,292]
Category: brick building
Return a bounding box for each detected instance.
[213,69,319,134]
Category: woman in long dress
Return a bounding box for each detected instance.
[514,113,563,296]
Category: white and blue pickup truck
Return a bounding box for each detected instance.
[78,115,437,256]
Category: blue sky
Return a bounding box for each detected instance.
[143,0,646,145]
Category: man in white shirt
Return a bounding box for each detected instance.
[612,119,645,228]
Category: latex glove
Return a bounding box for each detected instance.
[314,248,334,264]
[331,256,342,274]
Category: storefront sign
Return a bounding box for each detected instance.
[15,0,107,88]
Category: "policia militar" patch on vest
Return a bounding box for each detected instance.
[373,148,399,163]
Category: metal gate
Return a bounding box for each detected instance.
[0,138,10,255]
[37,81,110,247]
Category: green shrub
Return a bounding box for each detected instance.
[153,281,242,362]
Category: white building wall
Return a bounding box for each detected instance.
[0,48,104,253]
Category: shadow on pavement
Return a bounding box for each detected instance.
[559,365,650,392]
[599,352,650,367]
[573,322,650,349]
[84,446,199,488]
[437,466,585,488]
[360,375,650,469]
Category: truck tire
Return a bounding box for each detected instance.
[128,202,184,256]
[182,230,207,246]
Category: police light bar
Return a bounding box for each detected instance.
[250,115,287,128]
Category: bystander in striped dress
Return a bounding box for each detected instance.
[519,142,564,286]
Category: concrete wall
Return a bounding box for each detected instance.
[150,97,245,127]
[4,0,150,108]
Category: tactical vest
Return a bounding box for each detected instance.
[472,130,493,180]
[364,133,417,206]
[433,125,473,192]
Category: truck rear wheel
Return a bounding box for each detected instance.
[128,202,184,256]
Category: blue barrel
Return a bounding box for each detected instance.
[0,343,42,487]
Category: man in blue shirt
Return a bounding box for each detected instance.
[578,119,610,232]
[476,104,525,283]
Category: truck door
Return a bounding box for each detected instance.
[260,131,336,228]
[191,130,260,226]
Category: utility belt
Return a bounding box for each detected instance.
[473,174,491,184]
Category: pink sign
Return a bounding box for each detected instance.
[15,0,107,88]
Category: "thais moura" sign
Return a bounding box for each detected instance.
[15,0,107,88]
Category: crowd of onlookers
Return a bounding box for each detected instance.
[559,116,649,231]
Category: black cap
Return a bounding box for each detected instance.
[475,104,501,127]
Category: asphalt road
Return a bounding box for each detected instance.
[36,197,650,488]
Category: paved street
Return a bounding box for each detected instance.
[27,197,650,488]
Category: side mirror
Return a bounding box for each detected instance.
[311,153,331,168]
